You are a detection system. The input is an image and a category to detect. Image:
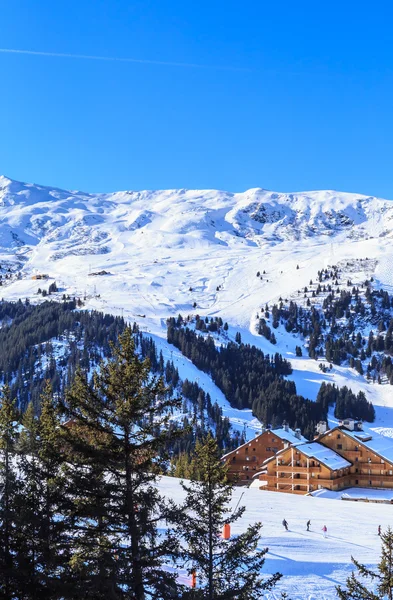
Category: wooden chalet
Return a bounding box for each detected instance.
[221,424,307,485]
[256,418,393,494]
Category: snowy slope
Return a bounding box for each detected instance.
[2,175,393,436]
[159,475,392,600]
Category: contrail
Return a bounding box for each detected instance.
[0,47,250,72]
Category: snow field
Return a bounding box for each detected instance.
[158,475,392,600]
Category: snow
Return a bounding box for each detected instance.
[311,486,393,501]
[341,427,393,464]
[266,427,308,445]
[158,475,391,599]
[293,442,351,470]
[1,176,393,440]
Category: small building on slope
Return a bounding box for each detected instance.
[221,424,307,485]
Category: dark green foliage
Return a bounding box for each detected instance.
[61,328,182,600]
[316,382,375,422]
[0,386,20,598]
[0,300,125,411]
[178,435,282,599]
[336,526,393,599]
[167,318,325,440]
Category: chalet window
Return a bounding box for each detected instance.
[232,457,236,462]
[369,480,372,485]
[355,480,359,485]
[246,476,249,480]
[337,434,341,439]
[266,447,271,451]
[355,457,358,462]
[245,448,248,453]
[354,446,358,451]
[355,468,358,473]
[337,444,342,450]
[253,448,256,452]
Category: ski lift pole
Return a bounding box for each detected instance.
[234,491,245,513]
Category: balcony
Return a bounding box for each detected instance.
[277,465,321,474]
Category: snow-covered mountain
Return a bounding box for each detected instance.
[2,175,393,437]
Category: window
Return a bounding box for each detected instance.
[355,468,358,473]
[232,457,236,462]
[266,447,271,452]
[245,447,248,453]
[369,480,372,486]
[272,438,276,442]
[337,444,342,450]
[337,434,341,439]
[253,448,256,452]
[355,457,358,462]
[354,446,358,451]
[355,480,359,485]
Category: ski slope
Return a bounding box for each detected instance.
[159,475,391,600]
[2,175,393,437]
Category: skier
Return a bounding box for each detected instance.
[307,519,311,531]
[282,519,288,531]
[322,525,327,538]
[378,525,381,536]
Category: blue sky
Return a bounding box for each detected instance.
[1,1,393,196]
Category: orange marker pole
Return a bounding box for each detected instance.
[222,522,231,539]
[191,570,197,588]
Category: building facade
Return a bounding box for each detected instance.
[256,419,393,494]
[222,425,305,484]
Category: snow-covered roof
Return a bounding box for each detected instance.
[339,428,393,465]
[296,442,351,471]
[269,427,308,445]
[221,426,307,459]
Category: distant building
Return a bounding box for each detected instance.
[32,274,49,280]
[221,424,307,485]
[256,419,393,494]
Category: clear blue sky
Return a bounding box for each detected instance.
[1,1,393,196]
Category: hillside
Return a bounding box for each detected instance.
[2,176,393,439]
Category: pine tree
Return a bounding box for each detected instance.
[62,328,182,600]
[15,384,70,599]
[336,526,393,599]
[0,385,20,599]
[178,434,281,599]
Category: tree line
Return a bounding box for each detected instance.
[167,316,327,440]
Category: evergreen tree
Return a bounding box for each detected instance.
[0,385,20,599]
[178,434,281,600]
[62,328,182,600]
[15,384,70,599]
[337,526,393,599]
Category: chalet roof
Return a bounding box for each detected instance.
[221,426,307,459]
[269,427,308,445]
[338,427,393,465]
[294,442,351,471]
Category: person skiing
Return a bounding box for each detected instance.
[307,519,311,531]
[322,525,327,538]
[282,519,288,531]
[378,525,382,536]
